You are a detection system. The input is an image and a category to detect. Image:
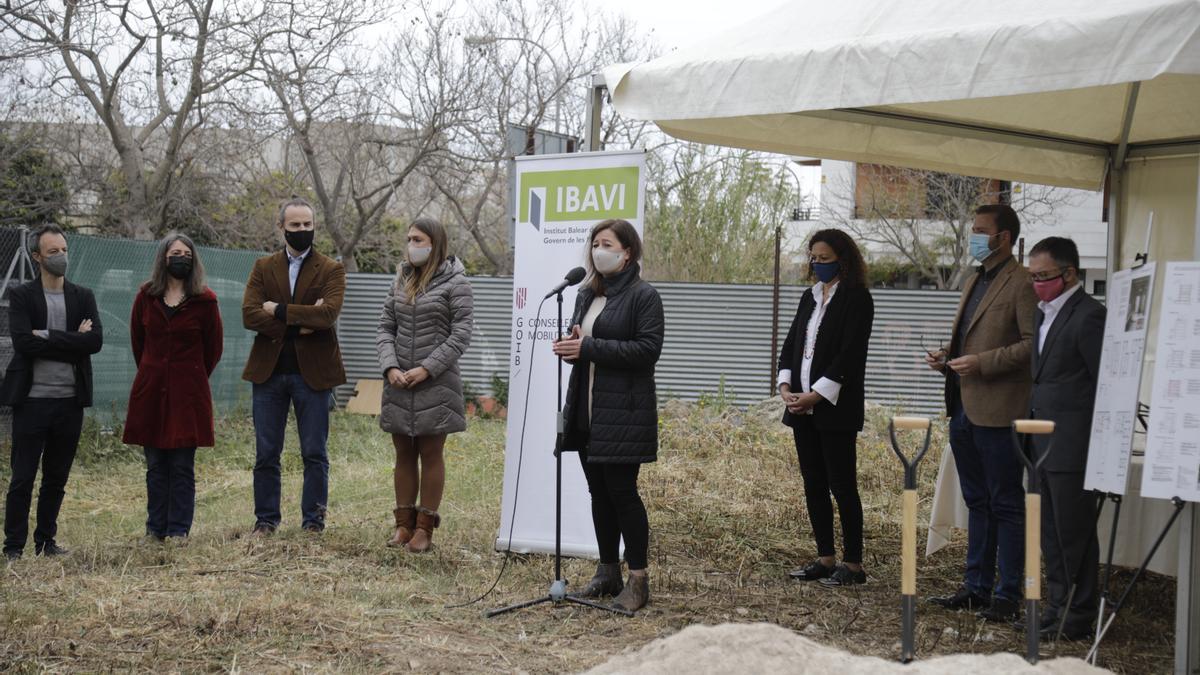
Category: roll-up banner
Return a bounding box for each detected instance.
[496,150,646,556]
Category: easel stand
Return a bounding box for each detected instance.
[888,416,933,663]
[1085,496,1186,665]
[486,290,631,619]
[1011,419,1057,664]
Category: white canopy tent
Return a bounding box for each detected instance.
[600,0,1200,671]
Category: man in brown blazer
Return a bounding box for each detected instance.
[242,197,346,535]
[925,204,1037,623]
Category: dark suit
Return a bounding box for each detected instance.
[2,278,103,555]
[1030,287,1105,630]
[777,283,874,563]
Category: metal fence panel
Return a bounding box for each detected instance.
[338,274,960,416]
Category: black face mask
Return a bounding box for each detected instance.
[285,229,314,253]
[167,257,193,280]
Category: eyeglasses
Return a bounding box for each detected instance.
[921,333,947,364]
[1030,266,1070,282]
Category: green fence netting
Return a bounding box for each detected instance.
[1,227,265,423]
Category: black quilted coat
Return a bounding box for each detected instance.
[559,264,664,463]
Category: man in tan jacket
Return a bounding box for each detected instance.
[242,197,346,535]
[925,204,1037,623]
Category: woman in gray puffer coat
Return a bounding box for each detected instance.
[376,218,473,553]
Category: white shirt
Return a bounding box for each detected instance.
[777,280,842,411]
[287,246,311,296]
[581,296,608,422]
[1037,282,1082,352]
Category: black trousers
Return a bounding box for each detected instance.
[4,398,85,553]
[579,447,649,570]
[1040,468,1100,628]
[791,418,864,564]
[145,447,197,538]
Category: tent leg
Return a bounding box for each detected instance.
[1177,503,1198,675]
[1105,166,1123,284]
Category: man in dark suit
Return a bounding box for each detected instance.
[925,204,1038,622]
[1027,236,1105,641]
[2,224,103,560]
[242,197,346,535]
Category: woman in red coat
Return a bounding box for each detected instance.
[123,233,223,540]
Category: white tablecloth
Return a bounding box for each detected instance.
[926,446,1180,577]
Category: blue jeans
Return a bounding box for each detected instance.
[252,373,331,530]
[144,447,196,537]
[948,405,1026,602]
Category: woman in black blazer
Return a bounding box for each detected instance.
[777,229,874,586]
[552,219,665,613]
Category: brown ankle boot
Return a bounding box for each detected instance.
[576,563,624,598]
[612,572,649,612]
[405,507,440,553]
[387,505,416,547]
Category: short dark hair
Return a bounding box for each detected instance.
[278,195,314,225]
[807,228,868,288]
[585,219,643,295]
[975,204,1020,243]
[1029,236,1080,271]
[29,224,67,255]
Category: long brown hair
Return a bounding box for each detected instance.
[584,219,643,296]
[145,232,207,297]
[399,217,449,302]
[807,228,868,288]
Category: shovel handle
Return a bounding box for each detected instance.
[1014,419,1055,435]
[893,416,930,431]
[902,489,918,596]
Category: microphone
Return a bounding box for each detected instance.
[544,267,587,298]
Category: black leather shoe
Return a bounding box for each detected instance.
[788,560,836,581]
[249,524,276,537]
[34,542,69,557]
[928,586,991,610]
[977,596,1020,622]
[819,564,867,587]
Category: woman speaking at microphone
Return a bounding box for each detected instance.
[552,219,664,613]
[778,229,874,587]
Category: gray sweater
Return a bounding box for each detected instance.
[376,257,474,436]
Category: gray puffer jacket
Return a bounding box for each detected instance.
[376,257,474,436]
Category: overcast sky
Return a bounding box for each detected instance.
[600,0,787,52]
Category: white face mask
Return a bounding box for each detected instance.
[408,245,432,267]
[592,247,626,275]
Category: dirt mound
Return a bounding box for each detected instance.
[582,623,1107,675]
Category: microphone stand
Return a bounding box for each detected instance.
[486,286,632,618]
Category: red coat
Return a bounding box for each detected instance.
[123,286,224,449]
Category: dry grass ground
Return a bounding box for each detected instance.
[0,402,1175,673]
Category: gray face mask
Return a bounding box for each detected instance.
[40,252,68,277]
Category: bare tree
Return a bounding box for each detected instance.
[0,0,267,238]
[244,0,484,272]
[825,164,1073,289]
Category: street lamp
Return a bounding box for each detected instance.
[465,34,564,135]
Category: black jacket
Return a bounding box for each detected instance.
[559,264,664,463]
[1029,288,1105,472]
[777,284,874,432]
[0,278,103,408]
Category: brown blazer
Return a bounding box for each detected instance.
[241,249,347,391]
[943,256,1037,427]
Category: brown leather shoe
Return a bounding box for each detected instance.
[575,562,624,598]
[612,572,650,613]
[405,507,440,553]
[387,505,417,548]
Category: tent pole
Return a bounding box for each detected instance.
[584,73,607,153]
[1105,166,1123,283]
[1179,161,1200,675]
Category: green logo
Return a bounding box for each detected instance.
[519,167,639,229]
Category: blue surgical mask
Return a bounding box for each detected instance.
[812,261,840,284]
[969,233,997,263]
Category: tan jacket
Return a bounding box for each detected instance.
[943,256,1037,427]
[241,249,347,391]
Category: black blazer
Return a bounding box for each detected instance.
[1029,288,1105,472]
[0,278,103,408]
[559,264,665,464]
[777,284,874,432]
